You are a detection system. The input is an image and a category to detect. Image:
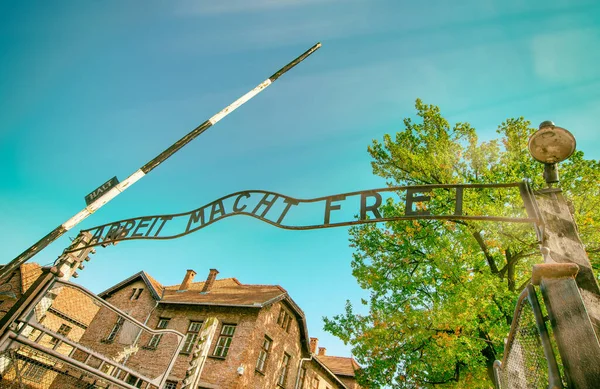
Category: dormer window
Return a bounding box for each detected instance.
[130,288,144,300]
[277,307,292,332]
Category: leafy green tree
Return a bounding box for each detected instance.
[324,99,600,388]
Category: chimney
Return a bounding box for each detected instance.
[179,269,197,291]
[318,347,326,356]
[310,337,318,354]
[201,269,219,293]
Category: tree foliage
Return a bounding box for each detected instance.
[324,99,600,388]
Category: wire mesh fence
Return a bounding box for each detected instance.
[494,285,563,389]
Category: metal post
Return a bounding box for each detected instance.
[0,42,322,281]
[535,189,600,333]
[533,189,600,388]
[0,269,56,341]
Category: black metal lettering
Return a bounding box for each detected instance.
[324,195,345,225]
[454,187,463,216]
[118,220,136,239]
[154,216,172,237]
[209,201,226,221]
[91,226,105,242]
[276,198,300,224]
[252,194,279,218]
[145,217,159,237]
[233,192,251,212]
[132,217,153,238]
[405,188,430,216]
[360,192,382,220]
[105,223,122,242]
[186,208,205,232]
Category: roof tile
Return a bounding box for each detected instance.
[161,282,284,306]
[317,355,360,377]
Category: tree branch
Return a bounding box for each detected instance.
[472,231,499,274]
[420,362,462,385]
[491,295,512,326]
[506,249,516,291]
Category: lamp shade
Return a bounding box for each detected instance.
[528,122,576,164]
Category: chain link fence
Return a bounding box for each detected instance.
[494,285,563,389]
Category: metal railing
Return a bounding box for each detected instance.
[493,284,563,389]
[0,278,184,389]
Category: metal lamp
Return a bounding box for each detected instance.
[528,121,576,184]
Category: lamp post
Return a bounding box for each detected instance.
[528,121,576,185]
[527,121,600,388]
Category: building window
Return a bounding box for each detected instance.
[277,307,292,332]
[147,318,170,349]
[255,335,272,373]
[298,367,307,389]
[22,363,46,382]
[130,288,144,300]
[311,376,320,389]
[50,323,72,345]
[164,381,178,389]
[213,324,236,358]
[105,316,125,343]
[277,353,291,387]
[126,374,142,388]
[181,321,203,354]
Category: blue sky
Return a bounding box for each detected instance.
[1,0,599,359]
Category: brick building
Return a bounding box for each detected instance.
[92,268,363,389]
[1,264,363,389]
[0,263,106,389]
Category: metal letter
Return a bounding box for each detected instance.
[145,217,159,237]
[186,209,206,233]
[132,217,153,238]
[360,192,382,220]
[324,196,345,225]
[209,201,226,222]
[277,198,300,224]
[405,188,430,216]
[454,187,463,216]
[252,194,279,218]
[154,216,172,237]
[118,220,136,239]
[233,192,251,212]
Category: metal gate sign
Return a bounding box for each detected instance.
[84,176,120,205]
[66,182,539,253]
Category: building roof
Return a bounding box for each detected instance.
[161,283,286,307]
[19,263,43,292]
[98,270,311,354]
[317,355,361,377]
[311,356,354,388]
[99,271,164,300]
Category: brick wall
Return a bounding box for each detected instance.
[305,359,346,389]
[0,264,43,321]
[89,279,351,389]
[152,303,262,388]
[100,292,316,389]
[78,280,179,382]
[245,300,305,389]
[338,376,360,389]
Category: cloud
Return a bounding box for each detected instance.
[174,0,339,16]
[531,28,600,83]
